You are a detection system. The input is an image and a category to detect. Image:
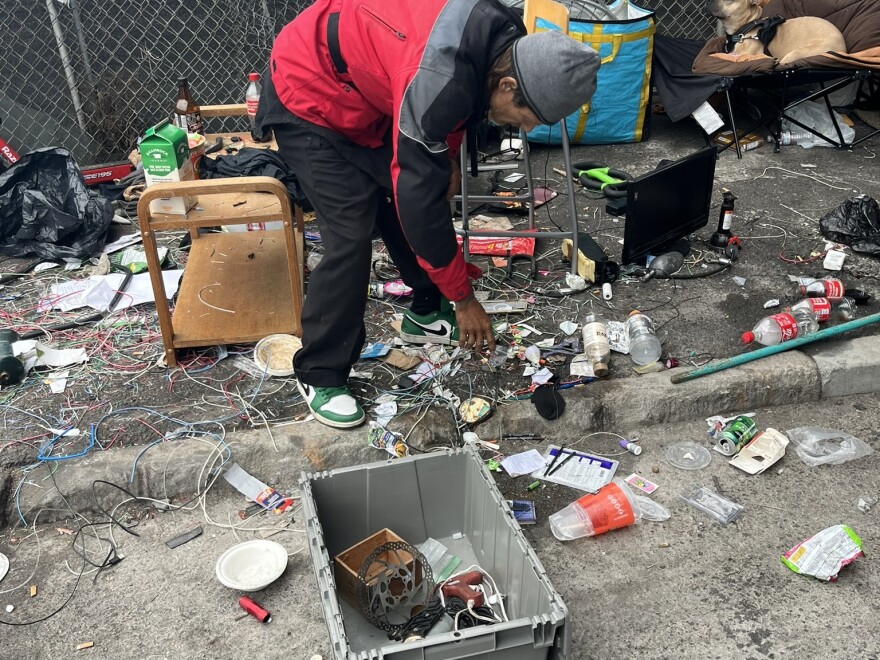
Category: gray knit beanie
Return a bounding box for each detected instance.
[511,31,600,126]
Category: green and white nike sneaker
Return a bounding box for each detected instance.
[296,381,365,429]
[400,305,460,345]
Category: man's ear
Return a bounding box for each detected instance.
[499,76,518,93]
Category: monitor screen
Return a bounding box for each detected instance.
[621,147,717,265]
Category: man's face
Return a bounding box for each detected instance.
[487,77,542,133]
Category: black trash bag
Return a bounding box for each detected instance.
[198,147,310,210]
[820,195,880,256]
[0,147,113,259]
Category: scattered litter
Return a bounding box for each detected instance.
[45,370,70,394]
[606,321,629,354]
[216,540,288,591]
[680,486,743,525]
[633,361,663,374]
[41,270,183,312]
[550,479,668,540]
[382,349,422,371]
[507,500,537,525]
[4,604,13,613]
[517,323,542,336]
[530,367,553,385]
[359,343,391,359]
[503,172,525,183]
[534,337,555,349]
[763,299,780,309]
[29,585,37,597]
[857,496,877,513]
[713,415,758,456]
[34,262,60,273]
[625,473,659,494]
[564,272,587,291]
[706,412,756,441]
[459,397,492,424]
[254,334,301,377]
[665,442,712,470]
[501,449,546,477]
[823,249,846,271]
[559,321,578,336]
[223,463,290,511]
[781,525,864,581]
[482,300,528,314]
[13,340,88,372]
[786,427,874,466]
[165,525,204,549]
[0,554,7,583]
[730,428,789,474]
[76,642,94,651]
[569,355,595,378]
[522,365,536,377]
[368,422,407,458]
[533,446,618,493]
[651,465,660,474]
[523,345,541,365]
[732,276,746,287]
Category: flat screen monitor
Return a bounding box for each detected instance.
[620,147,717,265]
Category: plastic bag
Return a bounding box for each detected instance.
[782,100,855,149]
[820,195,880,256]
[786,427,874,467]
[680,486,743,525]
[0,147,112,259]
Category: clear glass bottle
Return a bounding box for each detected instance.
[581,310,610,378]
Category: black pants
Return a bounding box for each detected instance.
[274,123,440,387]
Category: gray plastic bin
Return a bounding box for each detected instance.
[300,445,570,660]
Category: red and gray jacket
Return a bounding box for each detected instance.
[269,0,525,301]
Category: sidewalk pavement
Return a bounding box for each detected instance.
[9,334,880,526]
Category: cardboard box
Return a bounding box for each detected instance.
[714,130,764,152]
[333,528,417,610]
[139,121,198,215]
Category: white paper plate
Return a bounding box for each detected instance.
[254,334,301,377]
[215,540,288,591]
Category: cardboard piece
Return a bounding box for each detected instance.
[729,427,790,475]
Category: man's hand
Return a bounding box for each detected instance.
[455,294,496,352]
[447,158,461,201]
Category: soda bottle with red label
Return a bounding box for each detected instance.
[245,72,262,129]
[791,297,856,323]
[741,308,819,346]
[798,277,845,299]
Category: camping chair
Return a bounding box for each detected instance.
[455,0,583,278]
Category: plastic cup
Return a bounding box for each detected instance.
[549,480,640,540]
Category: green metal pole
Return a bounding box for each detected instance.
[671,311,880,384]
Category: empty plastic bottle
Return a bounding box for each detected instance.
[791,297,857,323]
[581,310,610,378]
[245,72,262,129]
[771,129,812,145]
[741,308,819,346]
[798,277,845,299]
[625,310,661,365]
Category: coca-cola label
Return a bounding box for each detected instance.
[824,279,844,299]
[246,98,259,116]
[772,313,799,341]
[809,298,832,321]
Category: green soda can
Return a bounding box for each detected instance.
[716,415,758,456]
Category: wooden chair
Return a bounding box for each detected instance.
[137,104,304,367]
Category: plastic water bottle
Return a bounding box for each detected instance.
[741,308,819,345]
[771,129,812,145]
[791,297,856,323]
[798,277,845,299]
[625,310,661,365]
[245,72,262,128]
[581,311,610,378]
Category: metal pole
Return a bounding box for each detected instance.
[68,0,95,87]
[670,311,880,384]
[45,0,87,131]
[559,119,580,275]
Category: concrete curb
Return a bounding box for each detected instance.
[6,335,880,525]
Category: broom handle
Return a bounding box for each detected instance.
[670,311,880,384]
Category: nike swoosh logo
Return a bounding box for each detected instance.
[409,319,451,336]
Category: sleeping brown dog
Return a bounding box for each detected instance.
[708,0,846,67]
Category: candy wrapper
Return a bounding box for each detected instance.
[781,525,864,581]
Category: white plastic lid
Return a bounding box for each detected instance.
[665,442,712,470]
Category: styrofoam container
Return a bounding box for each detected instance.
[300,444,569,660]
[215,539,288,591]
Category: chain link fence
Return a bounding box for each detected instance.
[0,0,715,165]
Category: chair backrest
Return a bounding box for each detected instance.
[523,0,569,35]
